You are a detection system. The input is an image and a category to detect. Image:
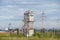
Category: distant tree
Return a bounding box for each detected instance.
[16,28,19,35]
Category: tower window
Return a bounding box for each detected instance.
[30,15,33,16]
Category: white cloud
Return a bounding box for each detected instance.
[44,9,60,14]
[20,2,39,4]
[0,16,13,19]
[1,0,39,5]
[0,7,25,16]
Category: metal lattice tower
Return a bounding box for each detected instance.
[41,11,45,29]
[41,11,45,37]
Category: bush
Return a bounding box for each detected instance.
[35,32,41,38]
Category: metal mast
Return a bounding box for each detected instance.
[8,23,11,30]
[41,11,44,29]
[41,11,45,37]
[56,18,59,34]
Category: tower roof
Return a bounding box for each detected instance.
[24,10,33,15]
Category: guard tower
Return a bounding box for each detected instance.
[23,10,34,36]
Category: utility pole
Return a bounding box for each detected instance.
[56,18,59,39]
[8,23,12,36]
[56,18,59,35]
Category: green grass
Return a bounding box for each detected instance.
[0,32,60,40]
[0,37,59,40]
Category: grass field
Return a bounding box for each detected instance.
[0,32,60,40]
[0,37,60,40]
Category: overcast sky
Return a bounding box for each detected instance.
[0,0,60,29]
